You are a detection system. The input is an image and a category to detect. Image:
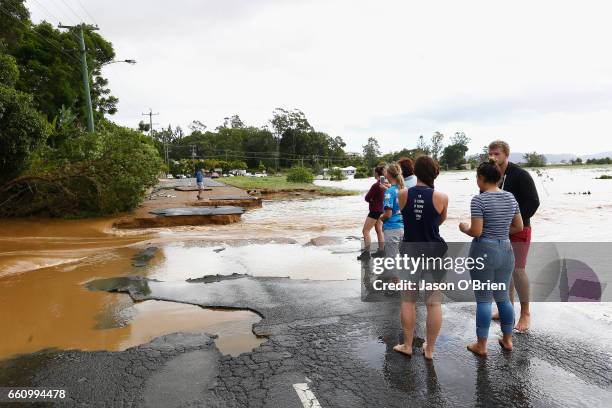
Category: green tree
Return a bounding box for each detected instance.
[0,0,29,52]
[0,53,19,86]
[229,160,247,170]
[189,120,207,132]
[440,132,470,169]
[286,166,314,183]
[523,152,547,167]
[5,18,117,126]
[380,147,422,163]
[430,132,444,161]
[137,120,150,133]
[329,168,346,181]
[362,137,381,168]
[354,166,369,179]
[0,122,163,216]
[417,135,430,154]
[0,74,48,185]
[440,144,469,169]
[571,157,582,165]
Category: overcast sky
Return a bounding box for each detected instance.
[27,0,612,155]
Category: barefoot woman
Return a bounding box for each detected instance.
[460,160,524,356]
[394,156,448,360]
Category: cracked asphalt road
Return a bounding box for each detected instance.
[2,276,611,407]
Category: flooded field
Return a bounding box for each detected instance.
[1,166,611,361]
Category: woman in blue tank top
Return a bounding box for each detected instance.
[393,156,448,360]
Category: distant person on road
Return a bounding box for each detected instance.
[460,159,524,355]
[395,155,448,360]
[196,168,205,200]
[398,157,417,189]
[489,140,540,332]
[358,163,387,260]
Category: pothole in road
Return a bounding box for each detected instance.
[94,296,266,357]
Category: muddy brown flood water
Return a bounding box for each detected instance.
[0,218,264,359]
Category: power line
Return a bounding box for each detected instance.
[29,0,64,24]
[74,0,97,25]
[46,0,77,25]
[58,0,86,24]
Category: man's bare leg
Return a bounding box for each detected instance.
[492,270,530,331]
[512,267,530,331]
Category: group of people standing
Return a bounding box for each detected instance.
[360,140,540,359]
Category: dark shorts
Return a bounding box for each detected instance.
[367,211,383,220]
[510,225,531,269]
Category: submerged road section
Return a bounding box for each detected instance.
[1,275,611,407]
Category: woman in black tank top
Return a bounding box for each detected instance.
[393,156,449,361]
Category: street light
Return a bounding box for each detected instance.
[101,59,136,67]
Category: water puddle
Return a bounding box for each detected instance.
[0,246,264,360]
[104,297,264,356]
[146,242,359,281]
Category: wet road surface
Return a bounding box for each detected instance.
[2,275,610,407]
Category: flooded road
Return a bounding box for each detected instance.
[1,166,611,361]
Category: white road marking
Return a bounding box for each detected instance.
[293,382,322,408]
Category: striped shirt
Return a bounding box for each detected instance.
[470,191,520,239]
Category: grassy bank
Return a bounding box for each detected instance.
[221,176,357,196]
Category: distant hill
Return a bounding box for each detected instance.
[510,152,612,164]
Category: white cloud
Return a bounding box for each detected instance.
[27,0,612,155]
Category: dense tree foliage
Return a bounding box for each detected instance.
[286,167,314,183]
[522,152,547,167]
[0,121,163,216]
[0,52,48,185]
[440,132,470,169]
[156,110,348,172]
[362,137,381,168]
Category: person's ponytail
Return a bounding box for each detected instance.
[387,163,405,189]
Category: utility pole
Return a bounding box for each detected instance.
[142,108,159,138]
[142,109,165,168]
[58,23,99,133]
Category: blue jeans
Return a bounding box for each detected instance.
[469,237,515,338]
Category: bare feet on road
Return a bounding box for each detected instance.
[515,312,531,332]
[498,337,513,351]
[467,343,487,357]
[393,343,412,358]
